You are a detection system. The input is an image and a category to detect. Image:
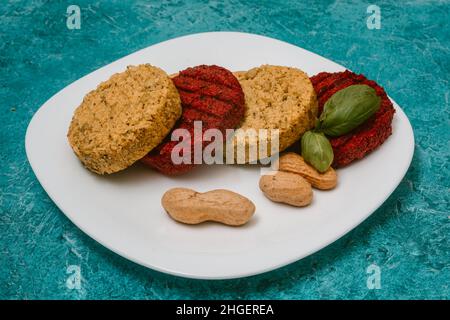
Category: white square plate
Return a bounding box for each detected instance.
[25,32,414,279]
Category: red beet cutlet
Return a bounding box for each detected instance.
[141,65,245,175]
[310,70,395,167]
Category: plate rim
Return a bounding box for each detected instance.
[25,31,415,279]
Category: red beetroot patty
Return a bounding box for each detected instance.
[310,70,395,167]
[141,65,245,175]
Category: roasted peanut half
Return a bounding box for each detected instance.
[259,171,313,207]
[162,188,255,226]
[277,152,337,190]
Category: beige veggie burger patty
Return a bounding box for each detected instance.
[67,64,182,174]
[232,65,318,162]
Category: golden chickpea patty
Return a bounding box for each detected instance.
[67,64,182,174]
[232,65,318,162]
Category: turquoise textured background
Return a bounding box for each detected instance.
[1,0,449,299]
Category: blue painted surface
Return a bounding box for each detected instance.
[0,0,449,299]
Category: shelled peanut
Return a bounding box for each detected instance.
[162,188,255,226]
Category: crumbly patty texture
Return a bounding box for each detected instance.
[232,65,318,162]
[310,70,395,167]
[141,65,245,175]
[67,64,182,174]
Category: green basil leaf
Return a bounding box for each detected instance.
[301,131,334,173]
[319,84,381,137]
